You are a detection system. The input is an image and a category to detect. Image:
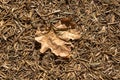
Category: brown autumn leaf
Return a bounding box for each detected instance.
[35,19,81,58]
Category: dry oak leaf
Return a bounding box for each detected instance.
[35,19,81,58]
[35,30,72,58]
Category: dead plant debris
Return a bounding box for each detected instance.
[0,0,120,80]
[35,20,81,58]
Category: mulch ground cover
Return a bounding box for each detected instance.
[0,0,120,80]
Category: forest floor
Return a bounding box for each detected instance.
[0,0,120,80]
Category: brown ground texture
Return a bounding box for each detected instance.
[0,0,120,80]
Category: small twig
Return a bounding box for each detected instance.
[107,22,119,25]
[62,12,73,15]
[35,9,61,17]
